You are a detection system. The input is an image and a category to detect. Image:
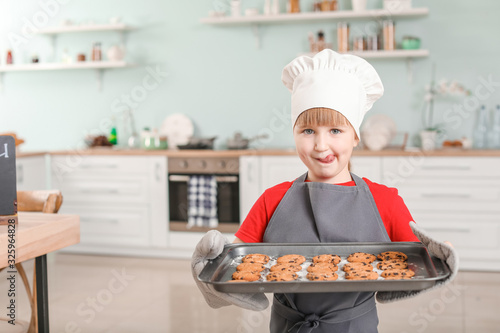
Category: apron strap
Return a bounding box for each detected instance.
[273,293,377,333]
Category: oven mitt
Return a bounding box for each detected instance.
[191,230,269,311]
[376,221,459,304]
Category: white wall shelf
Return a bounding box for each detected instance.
[36,23,134,34]
[0,61,135,91]
[1,23,137,92]
[301,49,429,59]
[200,8,429,25]
[0,61,134,72]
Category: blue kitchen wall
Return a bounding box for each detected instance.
[0,0,499,151]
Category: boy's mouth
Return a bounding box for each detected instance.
[317,154,334,163]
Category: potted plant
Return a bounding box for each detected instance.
[420,64,470,151]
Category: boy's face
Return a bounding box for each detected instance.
[293,123,359,184]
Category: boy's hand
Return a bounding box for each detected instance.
[376,221,459,304]
[191,230,269,311]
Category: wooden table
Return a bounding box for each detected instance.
[0,212,80,333]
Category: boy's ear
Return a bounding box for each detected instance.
[353,137,360,147]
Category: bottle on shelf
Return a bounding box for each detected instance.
[91,42,102,61]
[383,20,396,50]
[109,117,118,145]
[490,105,500,149]
[289,0,300,13]
[337,22,349,53]
[473,105,489,149]
[6,49,13,64]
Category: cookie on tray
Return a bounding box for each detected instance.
[377,260,408,270]
[266,271,298,282]
[346,252,376,264]
[306,272,338,281]
[270,263,302,273]
[377,251,408,261]
[277,254,306,265]
[236,263,266,273]
[343,262,374,272]
[344,270,379,280]
[232,271,261,282]
[306,263,339,273]
[381,269,415,280]
[312,254,341,265]
[242,253,270,264]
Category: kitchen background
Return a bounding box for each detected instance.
[1,0,499,151]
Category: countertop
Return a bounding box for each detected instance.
[31,148,500,157]
[17,148,500,158]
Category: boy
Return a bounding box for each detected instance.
[192,50,457,333]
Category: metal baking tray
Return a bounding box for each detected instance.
[198,242,450,293]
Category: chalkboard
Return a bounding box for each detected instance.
[0,135,17,215]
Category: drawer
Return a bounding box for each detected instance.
[413,213,500,261]
[398,180,500,213]
[60,204,150,247]
[55,174,150,204]
[351,156,382,183]
[51,155,156,182]
[382,157,500,185]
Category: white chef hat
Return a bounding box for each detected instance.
[282,49,384,138]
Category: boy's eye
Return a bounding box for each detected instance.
[331,129,342,134]
[303,129,314,134]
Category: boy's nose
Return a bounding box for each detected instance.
[314,134,328,151]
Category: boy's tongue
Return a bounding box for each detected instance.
[318,154,334,163]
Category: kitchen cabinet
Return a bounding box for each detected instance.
[50,155,168,255]
[382,156,500,271]
[16,155,47,191]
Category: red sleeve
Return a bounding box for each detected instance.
[235,178,419,243]
[364,178,419,242]
[235,182,292,243]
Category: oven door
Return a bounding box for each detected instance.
[168,174,240,233]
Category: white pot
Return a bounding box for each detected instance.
[420,130,437,151]
[383,0,412,11]
[352,0,367,11]
[107,45,125,61]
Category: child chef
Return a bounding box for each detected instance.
[192,49,458,333]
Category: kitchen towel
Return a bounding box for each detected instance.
[187,175,218,228]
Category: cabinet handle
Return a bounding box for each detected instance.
[421,226,470,233]
[421,193,470,199]
[155,163,161,182]
[80,217,119,224]
[79,164,118,169]
[168,175,238,183]
[421,165,471,171]
[79,188,119,194]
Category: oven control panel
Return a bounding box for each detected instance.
[168,157,239,174]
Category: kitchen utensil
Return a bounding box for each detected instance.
[226,132,269,149]
[198,242,450,294]
[177,136,217,150]
[361,114,397,151]
[159,113,194,149]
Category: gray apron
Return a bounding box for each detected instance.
[263,172,391,333]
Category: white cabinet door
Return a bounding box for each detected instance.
[350,156,382,183]
[16,155,47,191]
[382,156,500,271]
[51,155,168,251]
[239,156,261,221]
[259,156,306,190]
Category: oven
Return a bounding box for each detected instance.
[168,157,240,233]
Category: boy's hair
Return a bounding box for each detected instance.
[294,108,359,141]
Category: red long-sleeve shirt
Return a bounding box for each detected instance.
[235,178,419,243]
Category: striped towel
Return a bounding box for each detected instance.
[187,175,218,228]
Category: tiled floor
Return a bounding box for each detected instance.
[1,253,499,332]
